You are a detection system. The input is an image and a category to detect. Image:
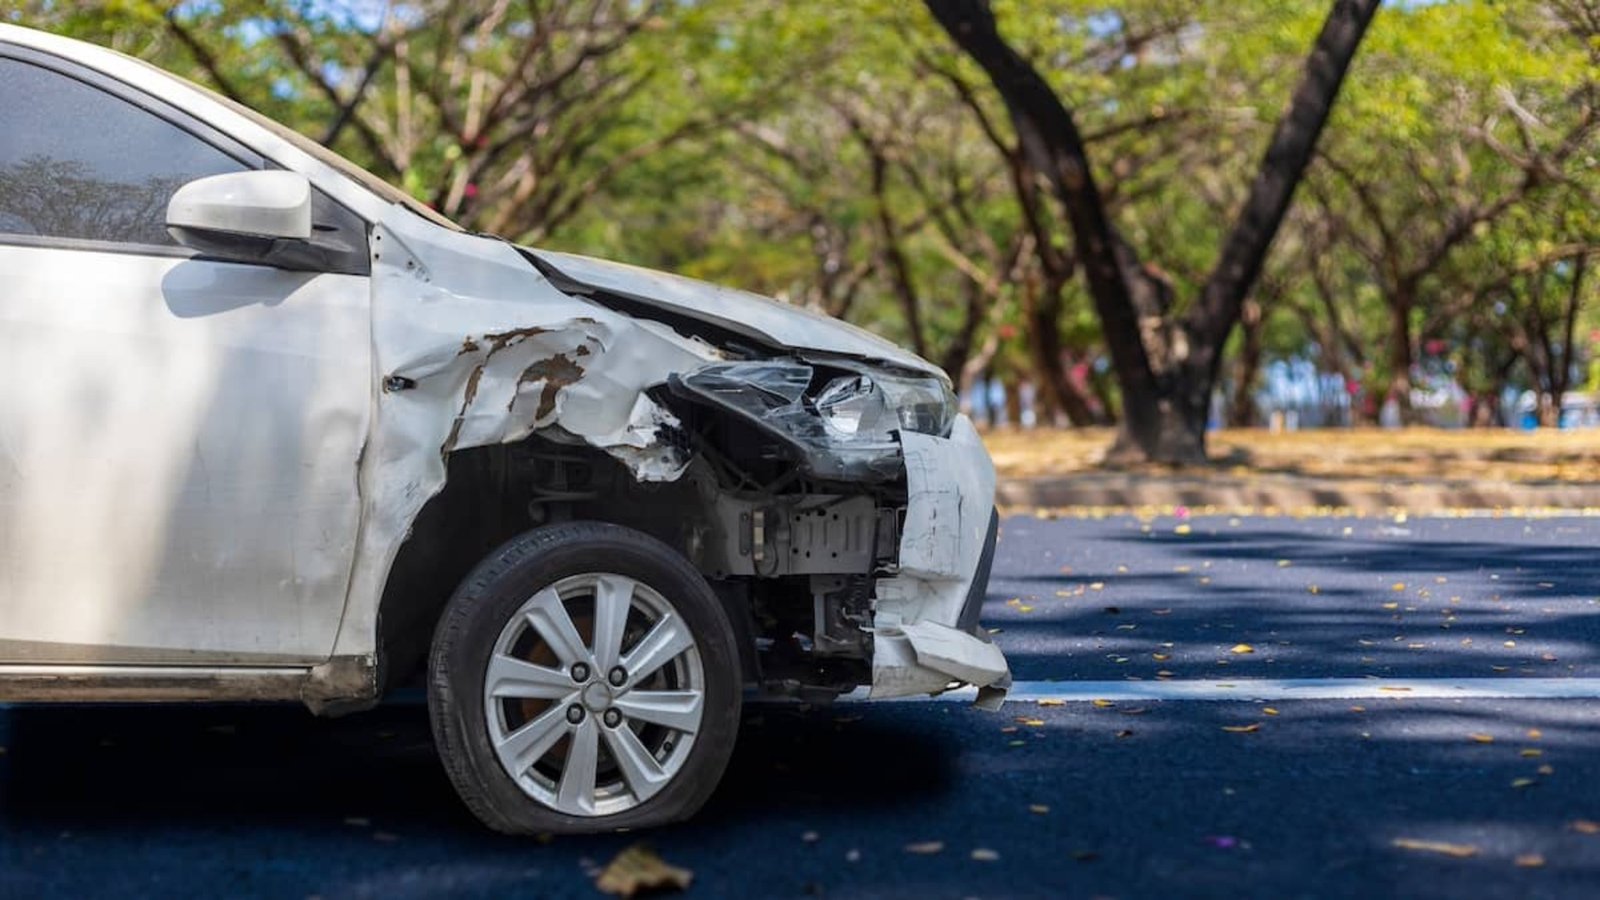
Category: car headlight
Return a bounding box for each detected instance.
[814,371,956,441]
[669,360,957,481]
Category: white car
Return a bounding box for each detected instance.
[0,24,1009,833]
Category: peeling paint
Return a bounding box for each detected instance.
[514,353,586,418]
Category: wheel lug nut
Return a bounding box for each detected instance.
[566,705,585,724]
[608,666,627,687]
[570,662,590,682]
[603,708,622,728]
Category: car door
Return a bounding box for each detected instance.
[0,50,371,665]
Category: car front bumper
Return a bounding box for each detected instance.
[869,415,1011,707]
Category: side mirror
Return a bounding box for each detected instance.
[167,170,315,267]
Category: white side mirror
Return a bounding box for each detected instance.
[167,170,312,240]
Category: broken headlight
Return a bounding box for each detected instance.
[815,370,956,441]
[669,360,956,481]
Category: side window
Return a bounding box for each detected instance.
[0,56,246,247]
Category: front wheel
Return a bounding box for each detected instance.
[428,522,742,834]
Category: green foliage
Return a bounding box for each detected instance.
[15,1,1597,418]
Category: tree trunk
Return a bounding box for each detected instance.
[926,0,1380,463]
[1548,253,1589,425]
[1469,392,1501,427]
[1022,275,1096,426]
[855,125,928,357]
[1228,297,1266,427]
[1386,294,1416,424]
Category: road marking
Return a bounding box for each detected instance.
[867,678,1600,704]
[388,677,1600,709]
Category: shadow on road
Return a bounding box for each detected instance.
[0,700,953,831]
[988,521,1600,682]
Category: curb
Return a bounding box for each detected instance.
[995,472,1600,514]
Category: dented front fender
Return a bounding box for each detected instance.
[330,211,720,663]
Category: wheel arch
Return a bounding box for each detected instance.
[373,435,762,696]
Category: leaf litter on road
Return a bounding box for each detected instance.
[596,843,693,898]
[1392,838,1479,858]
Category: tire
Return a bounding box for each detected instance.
[428,521,742,834]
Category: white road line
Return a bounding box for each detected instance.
[860,678,1600,704]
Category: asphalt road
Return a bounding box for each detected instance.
[4,514,1599,899]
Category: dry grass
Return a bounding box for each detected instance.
[983,427,1600,484]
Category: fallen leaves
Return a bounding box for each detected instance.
[1469,733,1495,744]
[1221,723,1261,733]
[984,427,1600,486]
[1229,644,1255,655]
[1029,804,1051,815]
[903,841,944,855]
[1570,819,1600,835]
[1174,524,1192,535]
[596,843,694,898]
[1392,838,1479,858]
[1515,854,1546,868]
[1091,699,1115,708]
[970,848,1001,862]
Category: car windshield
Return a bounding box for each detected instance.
[124,52,463,232]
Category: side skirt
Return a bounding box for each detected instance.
[0,655,379,715]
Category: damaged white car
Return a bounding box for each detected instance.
[0,25,1009,833]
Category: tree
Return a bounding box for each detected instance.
[925,0,1379,462]
[30,0,788,244]
[928,0,1388,458]
[1288,0,1600,424]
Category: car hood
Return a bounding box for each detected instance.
[526,249,942,377]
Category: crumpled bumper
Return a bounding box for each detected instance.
[869,415,1011,708]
